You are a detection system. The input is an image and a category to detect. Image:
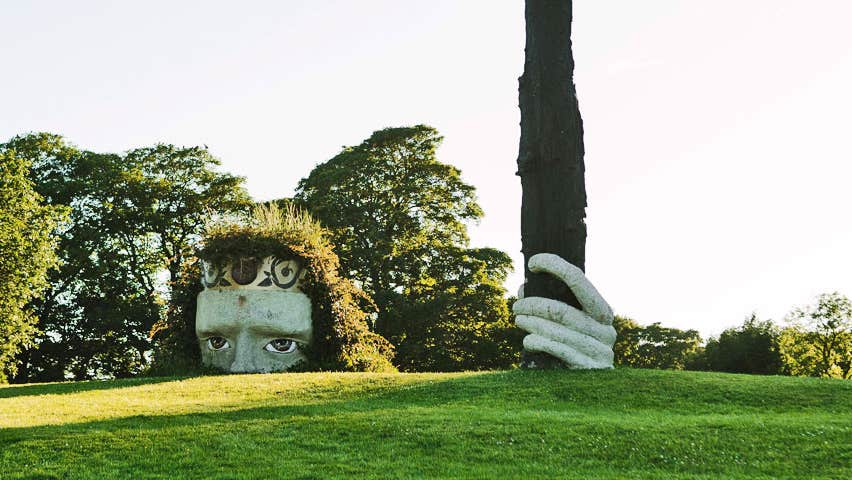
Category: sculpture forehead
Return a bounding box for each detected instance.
[196,289,312,339]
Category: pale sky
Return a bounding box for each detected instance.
[3,1,851,338]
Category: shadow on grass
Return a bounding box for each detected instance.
[0,375,194,399]
[2,369,850,445]
[0,373,463,447]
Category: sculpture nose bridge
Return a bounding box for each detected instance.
[229,296,254,373]
[229,330,254,373]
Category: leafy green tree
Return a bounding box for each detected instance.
[613,317,702,370]
[4,134,159,381]
[779,292,852,379]
[0,149,65,382]
[612,316,641,367]
[778,327,821,378]
[388,247,523,371]
[119,145,251,283]
[699,314,782,375]
[295,126,516,370]
[295,126,481,297]
[1,133,250,381]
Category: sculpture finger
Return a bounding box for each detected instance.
[527,253,614,325]
[513,297,616,344]
[516,315,614,362]
[523,334,613,369]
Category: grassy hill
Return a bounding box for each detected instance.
[1,368,849,479]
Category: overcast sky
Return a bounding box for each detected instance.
[3,1,851,338]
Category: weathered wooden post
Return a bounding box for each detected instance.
[517,0,587,367]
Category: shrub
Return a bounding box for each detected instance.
[699,314,782,375]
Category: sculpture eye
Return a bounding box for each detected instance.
[264,339,297,354]
[207,336,230,351]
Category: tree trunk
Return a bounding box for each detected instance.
[11,349,30,384]
[517,0,587,367]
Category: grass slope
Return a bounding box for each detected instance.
[1,369,850,479]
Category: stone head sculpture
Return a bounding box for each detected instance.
[195,204,396,374]
[196,256,311,373]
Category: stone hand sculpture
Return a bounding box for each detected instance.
[514,253,616,369]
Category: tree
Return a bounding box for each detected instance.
[388,247,523,371]
[779,292,852,379]
[3,134,160,381]
[613,317,703,370]
[295,125,517,370]
[295,126,481,297]
[119,145,251,284]
[1,133,250,381]
[699,314,782,375]
[517,0,587,367]
[612,316,641,366]
[0,149,64,382]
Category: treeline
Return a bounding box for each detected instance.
[0,127,522,383]
[2,129,849,382]
[614,292,852,379]
[0,133,251,382]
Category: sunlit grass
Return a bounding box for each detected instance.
[1,369,849,479]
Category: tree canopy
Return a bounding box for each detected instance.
[613,316,702,370]
[0,133,250,382]
[0,149,65,382]
[295,125,482,295]
[780,292,852,379]
[697,314,782,375]
[387,246,521,371]
[295,125,520,371]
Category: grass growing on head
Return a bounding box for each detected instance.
[200,202,331,266]
[251,203,325,242]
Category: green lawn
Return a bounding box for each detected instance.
[1,369,849,479]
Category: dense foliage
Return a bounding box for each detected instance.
[386,247,523,371]
[295,125,521,371]
[189,205,396,372]
[147,257,204,376]
[692,314,782,375]
[0,151,65,382]
[0,133,250,382]
[779,292,852,379]
[613,316,703,370]
[616,292,852,379]
[295,126,482,295]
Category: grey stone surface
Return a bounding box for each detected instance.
[514,253,615,369]
[196,257,312,373]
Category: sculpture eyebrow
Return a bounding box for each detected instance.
[196,318,241,337]
[196,326,238,338]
